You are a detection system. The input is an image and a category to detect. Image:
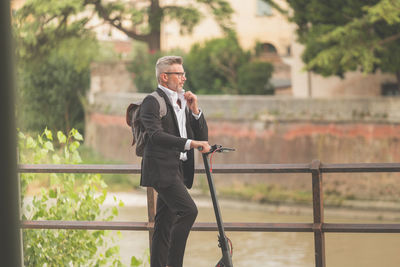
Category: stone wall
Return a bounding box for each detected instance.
[86,92,400,164]
[88,61,136,105]
[85,93,400,199]
[89,92,400,122]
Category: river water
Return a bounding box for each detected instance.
[106,191,400,267]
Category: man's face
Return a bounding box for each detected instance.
[163,64,186,92]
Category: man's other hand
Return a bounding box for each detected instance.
[190,140,211,153]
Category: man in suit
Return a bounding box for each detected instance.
[139,56,211,267]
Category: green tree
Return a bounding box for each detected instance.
[13,1,97,133]
[185,35,251,94]
[15,0,234,52]
[265,0,400,91]
[184,35,274,94]
[13,1,100,134]
[13,0,94,62]
[91,0,234,51]
[16,37,97,134]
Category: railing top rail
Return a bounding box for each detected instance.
[18,162,400,174]
[21,220,400,233]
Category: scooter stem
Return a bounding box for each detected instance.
[202,152,233,267]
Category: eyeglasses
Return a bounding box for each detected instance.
[164,72,186,78]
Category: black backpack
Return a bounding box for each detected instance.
[126,91,167,156]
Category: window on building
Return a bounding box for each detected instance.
[261,43,277,54]
[381,82,399,96]
[257,0,273,16]
[286,45,291,56]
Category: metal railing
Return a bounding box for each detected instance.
[18,161,400,267]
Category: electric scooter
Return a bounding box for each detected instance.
[200,144,235,267]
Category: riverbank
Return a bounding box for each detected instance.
[105,189,400,222]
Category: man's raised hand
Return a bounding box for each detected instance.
[184,91,199,115]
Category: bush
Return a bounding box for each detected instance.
[18,128,133,266]
[237,61,274,95]
[184,35,250,94]
[18,56,89,134]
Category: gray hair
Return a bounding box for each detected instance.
[155,56,183,82]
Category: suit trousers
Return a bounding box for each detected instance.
[151,168,198,267]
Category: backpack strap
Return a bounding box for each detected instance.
[150,91,167,118]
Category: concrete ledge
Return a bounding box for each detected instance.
[88,92,400,123]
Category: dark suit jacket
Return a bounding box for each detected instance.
[139,88,208,189]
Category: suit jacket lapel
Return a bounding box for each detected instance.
[156,88,180,132]
[185,107,192,138]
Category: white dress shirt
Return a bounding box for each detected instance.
[158,85,202,161]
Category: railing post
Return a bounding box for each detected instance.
[17,151,25,266]
[311,160,326,267]
[146,187,157,252]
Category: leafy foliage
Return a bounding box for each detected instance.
[13,0,99,134]
[185,35,274,94]
[14,0,234,51]
[13,0,100,134]
[272,0,400,88]
[17,37,95,134]
[185,35,251,94]
[90,0,234,50]
[237,61,274,95]
[13,0,93,62]
[18,128,145,266]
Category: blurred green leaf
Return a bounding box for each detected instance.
[26,136,36,149]
[69,141,80,152]
[57,131,67,144]
[73,130,83,141]
[130,256,143,267]
[44,128,53,140]
[49,189,57,198]
[44,141,54,151]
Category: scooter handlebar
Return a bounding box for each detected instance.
[198,144,235,154]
